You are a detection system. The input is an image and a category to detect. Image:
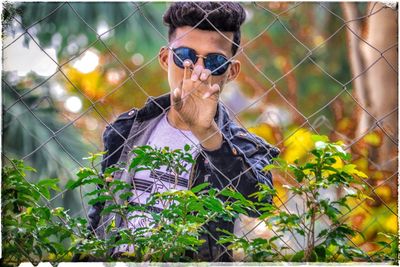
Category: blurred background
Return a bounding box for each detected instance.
[2,2,397,259]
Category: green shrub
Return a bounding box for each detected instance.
[218,135,392,262]
[2,135,397,265]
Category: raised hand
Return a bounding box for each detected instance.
[171,59,223,150]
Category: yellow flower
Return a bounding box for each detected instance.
[384,214,398,234]
[248,123,276,144]
[273,183,288,204]
[282,128,314,163]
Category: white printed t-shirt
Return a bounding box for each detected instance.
[114,113,200,254]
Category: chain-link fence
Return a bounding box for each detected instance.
[2,1,398,264]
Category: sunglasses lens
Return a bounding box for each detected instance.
[205,54,230,75]
[173,47,197,68]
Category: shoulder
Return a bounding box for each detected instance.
[114,108,138,122]
[103,108,137,143]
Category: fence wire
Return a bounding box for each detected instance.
[2,1,398,263]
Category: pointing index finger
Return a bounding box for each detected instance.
[183,60,193,81]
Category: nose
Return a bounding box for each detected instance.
[194,55,206,68]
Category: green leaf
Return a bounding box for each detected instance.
[230,202,248,215]
[303,162,317,169]
[101,204,121,215]
[129,157,145,171]
[262,164,277,172]
[187,201,204,212]
[76,168,97,179]
[289,166,305,183]
[309,250,318,262]
[376,241,389,248]
[66,177,104,190]
[204,197,224,213]
[295,228,305,236]
[112,183,131,194]
[250,183,277,201]
[317,229,328,238]
[85,188,108,197]
[314,245,326,261]
[342,164,368,178]
[336,225,356,236]
[271,157,288,168]
[35,207,51,220]
[66,179,77,190]
[34,245,43,259]
[37,178,60,191]
[184,144,191,152]
[311,135,329,143]
[22,164,37,173]
[190,182,210,193]
[82,151,107,161]
[324,157,336,165]
[342,247,366,259]
[120,191,133,200]
[325,206,340,219]
[311,149,322,158]
[332,198,351,211]
[88,195,113,205]
[208,188,217,197]
[37,186,51,199]
[220,188,247,202]
[103,166,122,177]
[291,250,304,262]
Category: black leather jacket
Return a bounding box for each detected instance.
[87,93,280,261]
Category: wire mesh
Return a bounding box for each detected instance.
[2,1,398,263]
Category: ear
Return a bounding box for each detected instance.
[158,46,169,72]
[226,59,241,82]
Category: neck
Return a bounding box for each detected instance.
[167,107,191,131]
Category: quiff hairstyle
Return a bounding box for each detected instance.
[163,2,246,56]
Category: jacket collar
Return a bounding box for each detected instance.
[136,93,231,131]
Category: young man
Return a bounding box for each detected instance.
[87,2,280,261]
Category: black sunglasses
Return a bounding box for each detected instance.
[170,46,231,76]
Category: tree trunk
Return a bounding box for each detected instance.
[342,2,398,172]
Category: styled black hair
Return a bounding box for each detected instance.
[163,2,246,56]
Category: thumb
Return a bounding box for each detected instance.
[172,86,183,111]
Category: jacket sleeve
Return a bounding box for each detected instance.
[203,129,280,218]
[87,110,136,232]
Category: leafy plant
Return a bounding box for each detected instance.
[219,135,374,262]
[66,147,252,262]
[371,232,399,264]
[1,159,89,266]
[2,136,397,265]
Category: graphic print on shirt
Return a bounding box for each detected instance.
[113,114,200,255]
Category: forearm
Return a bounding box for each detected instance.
[191,121,223,151]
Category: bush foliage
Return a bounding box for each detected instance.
[2,136,398,265]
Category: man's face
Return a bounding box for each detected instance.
[158,26,241,93]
